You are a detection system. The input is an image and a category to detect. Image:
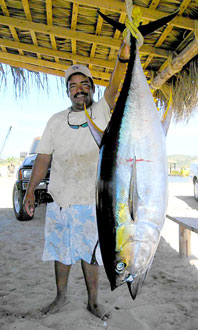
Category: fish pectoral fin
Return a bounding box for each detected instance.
[129,157,136,220]
[84,103,104,147]
[91,240,99,265]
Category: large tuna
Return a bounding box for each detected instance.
[86,9,178,299]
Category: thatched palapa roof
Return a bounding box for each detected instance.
[0,0,198,120]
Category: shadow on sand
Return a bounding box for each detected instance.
[175,195,198,211]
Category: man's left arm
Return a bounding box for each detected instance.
[104,40,130,110]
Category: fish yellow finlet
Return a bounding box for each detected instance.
[162,88,172,121]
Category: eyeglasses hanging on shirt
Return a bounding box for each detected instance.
[67,107,92,129]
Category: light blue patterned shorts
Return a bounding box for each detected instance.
[42,202,103,266]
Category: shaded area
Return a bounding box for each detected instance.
[1,1,198,120]
[176,195,198,211]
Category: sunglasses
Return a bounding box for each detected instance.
[67,108,91,129]
[68,122,88,129]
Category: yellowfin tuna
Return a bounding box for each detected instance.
[86,9,178,299]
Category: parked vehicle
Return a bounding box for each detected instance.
[13,137,51,221]
[189,162,198,201]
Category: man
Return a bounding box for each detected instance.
[24,41,129,320]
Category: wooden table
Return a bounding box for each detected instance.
[166,215,198,257]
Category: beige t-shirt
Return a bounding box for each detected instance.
[36,97,111,207]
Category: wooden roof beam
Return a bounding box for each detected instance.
[0,15,121,48]
[22,0,41,59]
[107,11,126,71]
[64,0,195,31]
[140,0,160,67]
[46,0,53,25]
[149,0,161,9]
[46,0,59,63]
[0,15,175,57]
[0,38,115,69]
[143,0,192,70]
[0,56,65,77]
[0,38,170,66]
[0,0,24,55]
[141,0,160,25]
[0,7,195,40]
[0,0,7,52]
[150,38,198,90]
[89,8,104,70]
[71,2,79,64]
[0,56,108,87]
[0,50,111,81]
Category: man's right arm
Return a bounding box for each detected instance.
[23,153,52,217]
[104,40,130,110]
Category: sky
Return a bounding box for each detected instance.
[0,65,198,159]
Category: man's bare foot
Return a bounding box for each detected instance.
[87,303,111,320]
[41,296,67,315]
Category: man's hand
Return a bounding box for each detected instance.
[23,192,35,217]
[118,39,130,61]
[22,153,52,217]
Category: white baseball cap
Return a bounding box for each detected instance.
[65,64,93,87]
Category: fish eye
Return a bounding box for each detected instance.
[115,262,126,272]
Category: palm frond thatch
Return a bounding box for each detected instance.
[173,58,198,122]
[0,0,198,120]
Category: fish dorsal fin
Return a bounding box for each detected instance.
[84,103,104,147]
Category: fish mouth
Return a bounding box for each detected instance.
[115,266,136,288]
[127,281,139,300]
[125,272,147,300]
[115,265,148,300]
[115,270,139,299]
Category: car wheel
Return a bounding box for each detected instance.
[194,179,198,201]
[12,184,34,220]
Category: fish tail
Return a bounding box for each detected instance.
[97,10,125,32]
[139,10,179,36]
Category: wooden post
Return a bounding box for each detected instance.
[179,225,191,257]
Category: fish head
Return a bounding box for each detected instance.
[115,240,150,281]
[114,223,160,298]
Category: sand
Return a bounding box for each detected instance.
[0,176,198,330]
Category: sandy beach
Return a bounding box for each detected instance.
[0,176,198,330]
